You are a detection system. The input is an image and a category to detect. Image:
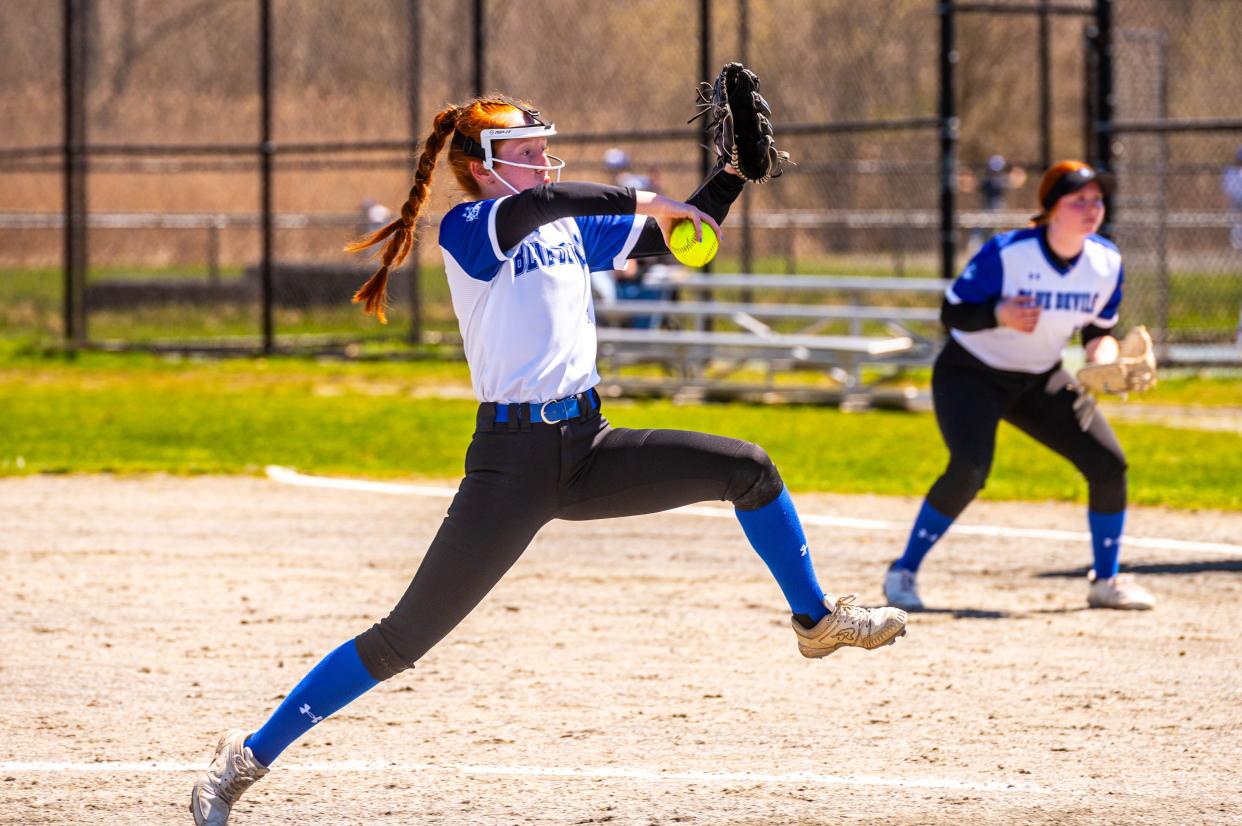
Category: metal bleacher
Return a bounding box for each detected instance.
[593,272,945,408]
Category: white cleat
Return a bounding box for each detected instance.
[792,593,908,659]
[190,730,269,826]
[882,562,925,612]
[1087,570,1156,610]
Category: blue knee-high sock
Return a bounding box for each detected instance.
[735,487,827,623]
[894,500,955,573]
[1088,509,1125,579]
[245,639,378,767]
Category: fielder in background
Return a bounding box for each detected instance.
[1223,144,1242,251]
[883,160,1158,614]
[590,147,676,328]
[190,69,907,826]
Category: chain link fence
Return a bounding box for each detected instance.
[1,0,65,342]
[1,0,1239,362]
[1109,0,1242,359]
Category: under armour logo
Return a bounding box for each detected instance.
[1029,271,1042,281]
[799,543,809,557]
[464,202,483,222]
[299,703,324,724]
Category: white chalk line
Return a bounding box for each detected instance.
[266,466,1242,558]
[0,760,1042,793]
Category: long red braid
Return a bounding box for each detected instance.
[345,97,532,323]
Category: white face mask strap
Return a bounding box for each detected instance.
[490,167,522,195]
[489,154,567,177]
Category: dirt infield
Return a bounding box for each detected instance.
[2,475,1239,825]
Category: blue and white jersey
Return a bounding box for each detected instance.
[438,196,645,403]
[947,228,1123,373]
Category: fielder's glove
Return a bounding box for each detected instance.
[1076,325,1159,395]
[1045,368,1098,432]
[689,62,790,183]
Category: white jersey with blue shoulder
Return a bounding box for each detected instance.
[946,228,1123,373]
[438,196,645,403]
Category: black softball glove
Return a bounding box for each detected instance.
[689,62,790,183]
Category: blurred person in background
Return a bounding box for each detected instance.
[592,147,679,329]
[358,197,393,236]
[968,154,1026,251]
[979,154,1009,215]
[1223,145,1242,251]
[603,146,651,191]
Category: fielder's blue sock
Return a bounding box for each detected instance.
[245,639,378,767]
[735,487,827,624]
[894,500,955,573]
[1088,509,1125,579]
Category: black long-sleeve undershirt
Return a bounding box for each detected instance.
[940,296,1115,345]
[630,169,746,258]
[1080,323,1111,346]
[493,182,637,253]
[940,296,999,332]
[490,170,746,258]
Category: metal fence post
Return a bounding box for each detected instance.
[938,0,959,281]
[258,0,275,354]
[62,0,88,347]
[1083,23,1097,165]
[207,219,221,284]
[1094,0,1115,237]
[1038,0,1052,170]
[1155,31,1170,345]
[697,0,713,330]
[407,0,423,345]
[738,0,753,302]
[473,0,485,97]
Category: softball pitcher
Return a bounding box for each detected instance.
[883,161,1157,613]
[190,91,907,825]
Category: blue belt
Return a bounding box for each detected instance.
[492,389,599,425]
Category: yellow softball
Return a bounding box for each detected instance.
[668,220,718,267]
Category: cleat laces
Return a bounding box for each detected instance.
[214,751,261,805]
[831,594,865,620]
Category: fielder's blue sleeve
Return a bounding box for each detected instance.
[438,198,509,282]
[1094,263,1124,328]
[945,236,1005,305]
[573,214,645,272]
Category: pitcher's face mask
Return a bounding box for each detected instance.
[452,102,565,194]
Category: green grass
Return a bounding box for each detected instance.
[1133,370,1242,406]
[1,352,1239,510]
[1168,272,1242,332]
[875,366,1242,407]
[610,361,1242,408]
[616,402,1241,509]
